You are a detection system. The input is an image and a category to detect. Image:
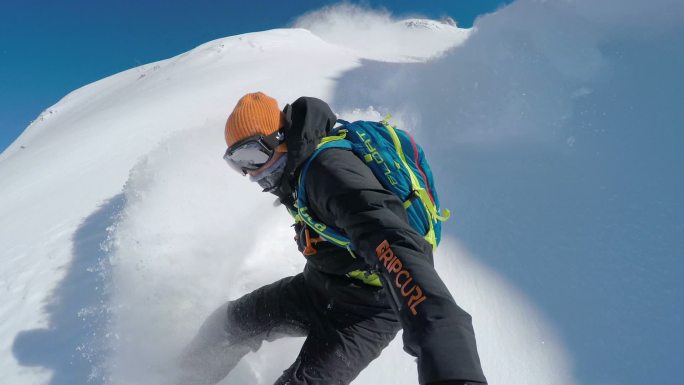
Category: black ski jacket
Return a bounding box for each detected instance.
[276,97,487,384]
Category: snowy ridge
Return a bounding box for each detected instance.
[293,6,470,62]
[400,18,457,30]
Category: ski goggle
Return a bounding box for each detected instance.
[223,130,283,175]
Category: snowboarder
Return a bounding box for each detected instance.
[177,92,487,385]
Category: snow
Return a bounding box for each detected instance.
[292,4,470,62]
[1,1,682,385]
[330,1,684,384]
[1,28,366,385]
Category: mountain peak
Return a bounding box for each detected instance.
[399,18,459,31]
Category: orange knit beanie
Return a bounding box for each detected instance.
[225,92,285,150]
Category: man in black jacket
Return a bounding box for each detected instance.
[177,92,487,385]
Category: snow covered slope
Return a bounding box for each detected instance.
[1,27,367,385]
[2,1,681,385]
[330,1,684,385]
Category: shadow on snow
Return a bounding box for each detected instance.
[12,193,125,385]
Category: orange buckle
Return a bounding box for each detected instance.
[303,228,318,256]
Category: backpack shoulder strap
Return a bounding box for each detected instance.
[295,131,353,250]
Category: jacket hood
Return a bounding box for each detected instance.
[275,96,337,207]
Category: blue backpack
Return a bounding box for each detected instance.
[293,116,450,262]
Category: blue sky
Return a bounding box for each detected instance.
[0,0,512,153]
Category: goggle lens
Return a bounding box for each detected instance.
[223,140,273,175]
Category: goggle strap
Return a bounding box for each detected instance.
[261,130,282,151]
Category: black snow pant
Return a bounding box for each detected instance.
[177,266,401,385]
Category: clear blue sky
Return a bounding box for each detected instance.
[0,0,512,153]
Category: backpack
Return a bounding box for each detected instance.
[292,116,450,260]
